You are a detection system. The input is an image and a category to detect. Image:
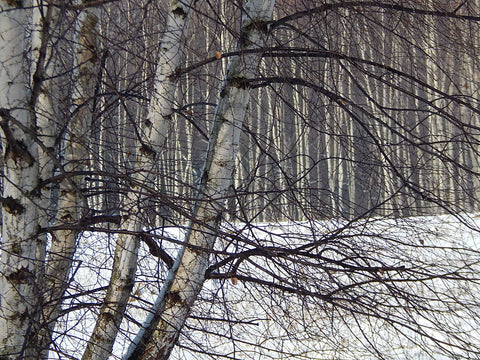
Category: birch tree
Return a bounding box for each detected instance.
[27,1,64,356]
[38,5,101,357]
[82,1,197,358]
[125,1,275,358]
[0,2,42,357]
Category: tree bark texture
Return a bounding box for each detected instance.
[27,1,64,357]
[0,2,42,358]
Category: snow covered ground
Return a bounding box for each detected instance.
[53,214,480,359]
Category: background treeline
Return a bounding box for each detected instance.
[76,0,480,229]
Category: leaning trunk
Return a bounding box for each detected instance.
[125,1,275,359]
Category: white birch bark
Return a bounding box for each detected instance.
[0,2,42,358]
[82,2,197,359]
[28,2,63,356]
[40,4,100,357]
[30,0,61,204]
[124,1,275,359]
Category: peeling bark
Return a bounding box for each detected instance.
[125,1,275,359]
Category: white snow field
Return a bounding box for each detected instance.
[50,214,480,359]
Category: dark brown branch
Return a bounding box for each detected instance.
[272,1,480,29]
[139,233,174,269]
[79,215,122,226]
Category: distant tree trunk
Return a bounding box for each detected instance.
[281,67,298,219]
[308,85,331,218]
[82,2,197,359]
[124,1,275,359]
[338,74,352,219]
[349,15,372,217]
[0,2,42,358]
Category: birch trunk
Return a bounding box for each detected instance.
[28,1,63,356]
[39,5,100,357]
[125,1,275,359]
[0,2,42,358]
[82,2,197,359]
[30,0,61,212]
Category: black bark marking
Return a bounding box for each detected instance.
[29,184,41,198]
[11,242,22,255]
[0,109,35,166]
[228,76,249,90]
[1,196,25,215]
[120,282,135,292]
[239,20,270,46]
[6,266,34,283]
[139,144,156,157]
[4,140,35,166]
[167,290,182,305]
[99,312,116,323]
[6,0,23,8]
[172,6,187,19]
[60,213,74,222]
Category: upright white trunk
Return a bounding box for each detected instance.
[82,2,197,359]
[125,1,275,359]
[41,5,100,356]
[31,0,62,227]
[29,2,62,357]
[0,2,42,358]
